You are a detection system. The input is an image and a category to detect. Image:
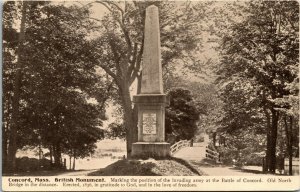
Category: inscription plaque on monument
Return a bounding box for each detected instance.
[142,113,156,134]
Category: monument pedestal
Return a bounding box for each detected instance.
[132,95,170,158]
[132,142,170,158]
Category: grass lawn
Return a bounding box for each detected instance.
[88,157,203,176]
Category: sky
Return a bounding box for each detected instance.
[58,1,223,81]
[58,1,224,127]
[9,1,232,128]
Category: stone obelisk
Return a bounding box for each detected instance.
[132,5,170,158]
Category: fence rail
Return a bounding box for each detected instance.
[170,140,191,155]
[205,146,219,162]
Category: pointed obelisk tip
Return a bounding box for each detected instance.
[147,4,158,9]
[141,3,163,94]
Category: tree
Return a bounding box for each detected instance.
[217,1,299,173]
[216,77,267,165]
[172,79,224,138]
[4,0,29,173]
[2,2,110,172]
[165,88,200,143]
[89,1,207,156]
[273,73,299,175]
[218,129,266,166]
[217,78,265,134]
[106,123,126,140]
[2,1,19,171]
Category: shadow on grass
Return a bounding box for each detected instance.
[168,157,202,176]
[88,160,158,176]
[88,156,203,176]
[230,167,287,175]
[190,159,268,175]
[229,167,263,175]
[189,159,223,167]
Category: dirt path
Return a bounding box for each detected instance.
[189,161,267,176]
[56,158,121,176]
[174,145,206,161]
[174,142,268,176]
[56,169,98,176]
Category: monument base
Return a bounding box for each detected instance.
[132,142,170,158]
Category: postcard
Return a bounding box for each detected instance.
[2,0,299,191]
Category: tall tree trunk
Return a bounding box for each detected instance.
[288,116,293,175]
[53,141,62,169]
[120,80,137,158]
[132,74,142,145]
[2,123,8,172]
[69,155,72,170]
[263,106,271,173]
[49,145,53,166]
[268,108,278,173]
[72,151,76,170]
[7,1,27,173]
[3,98,12,173]
[283,115,293,175]
[53,144,57,167]
[212,132,217,147]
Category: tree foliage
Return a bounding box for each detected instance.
[105,123,126,140]
[2,2,109,172]
[216,0,299,173]
[165,88,200,143]
[219,129,266,166]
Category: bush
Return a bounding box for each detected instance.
[218,131,266,167]
[16,157,52,172]
[243,153,263,166]
[219,146,263,166]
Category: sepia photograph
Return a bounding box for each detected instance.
[1,0,299,191]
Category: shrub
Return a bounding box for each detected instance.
[16,157,52,172]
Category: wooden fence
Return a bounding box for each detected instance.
[170,140,191,155]
[205,146,219,162]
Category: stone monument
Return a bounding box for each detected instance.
[132,5,170,158]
